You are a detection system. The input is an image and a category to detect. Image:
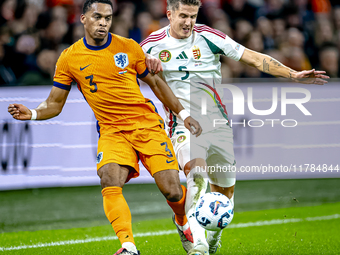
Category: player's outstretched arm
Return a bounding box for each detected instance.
[140,73,202,136]
[8,87,70,121]
[239,48,330,85]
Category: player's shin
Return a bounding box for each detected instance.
[186,169,209,245]
[166,185,188,226]
[102,186,137,253]
[167,184,195,251]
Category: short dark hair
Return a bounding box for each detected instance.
[83,0,113,14]
[167,0,201,11]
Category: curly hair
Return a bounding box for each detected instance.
[83,0,113,14]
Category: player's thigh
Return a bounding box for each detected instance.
[153,169,183,201]
[136,126,179,176]
[207,127,235,164]
[206,127,236,188]
[97,132,140,183]
[207,154,236,188]
[171,129,207,170]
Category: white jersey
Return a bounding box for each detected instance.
[141,24,245,136]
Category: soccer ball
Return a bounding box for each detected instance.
[195,192,234,231]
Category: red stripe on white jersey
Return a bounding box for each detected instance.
[140,33,166,47]
[195,25,226,37]
[194,25,226,39]
[140,31,166,47]
[195,26,226,39]
[142,30,166,40]
[168,111,174,138]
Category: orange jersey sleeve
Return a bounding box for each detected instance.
[131,39,148,77]
[53,48,74,91]
[52,33,164,135]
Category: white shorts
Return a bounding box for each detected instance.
[170,127,236,188]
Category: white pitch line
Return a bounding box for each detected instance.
[0,214,339,252]
[0,230,177,252]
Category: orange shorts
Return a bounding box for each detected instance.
[96,125,179,182]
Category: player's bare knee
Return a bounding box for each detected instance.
[165,186,183,202]
[99,173,114,189]
[97,163,126,188]
[98,169,114,188]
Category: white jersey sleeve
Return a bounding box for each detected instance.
[194,24,245,61]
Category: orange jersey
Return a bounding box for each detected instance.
[53,33,164,135]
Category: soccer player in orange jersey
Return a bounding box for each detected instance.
[7,1,203,254]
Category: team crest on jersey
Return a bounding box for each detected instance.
[235,44,240,51]
[192,46,201,60]
[96,152,103,164]
[177,135,186,143]
[159,50,171,62]
[114,53,129,69]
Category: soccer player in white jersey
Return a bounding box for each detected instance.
[141,0,329,254]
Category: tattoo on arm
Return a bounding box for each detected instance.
[289,68,295,79]
[263,59,269,72]
[270,58,282,67]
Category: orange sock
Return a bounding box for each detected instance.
[167,185,188,226]
[102,186,135,245]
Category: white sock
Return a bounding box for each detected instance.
[122,242,137,253]
[186,169,208,245]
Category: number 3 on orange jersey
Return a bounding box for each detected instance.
[161,142,173,157]
[85,75,98,93]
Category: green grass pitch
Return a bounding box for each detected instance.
[1,178,340,254]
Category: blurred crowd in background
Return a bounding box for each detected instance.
[0,0,340,86]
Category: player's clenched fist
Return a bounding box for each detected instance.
[184,116,202,137]
[8,104,32,120]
